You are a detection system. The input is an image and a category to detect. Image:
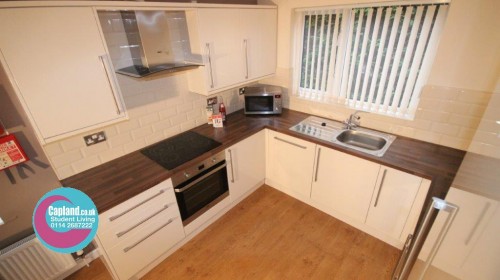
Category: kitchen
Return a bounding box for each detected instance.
[0,0,498,279]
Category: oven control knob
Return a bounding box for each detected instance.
[184,172,190,178]
[211,158,216,163]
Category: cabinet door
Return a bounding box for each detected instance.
[226,130,266,202]
[365,166,422,239]
[420,187,498,278]
[240,9,277,80]
[196,9,243,91]
[311,145,380,223]
[0,7,125,143]
[267,131,316,198]
[462,205,500,280]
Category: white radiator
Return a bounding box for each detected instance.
[0,234,77,280]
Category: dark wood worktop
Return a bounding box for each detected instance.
[62,109,465,214]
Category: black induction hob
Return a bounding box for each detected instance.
[140,131,221,170]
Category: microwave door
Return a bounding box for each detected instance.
[245,96,274,114]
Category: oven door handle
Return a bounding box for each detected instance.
[174,163,227,193]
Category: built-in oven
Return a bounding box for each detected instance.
[171,150,229,226]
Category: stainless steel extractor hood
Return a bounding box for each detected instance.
[108,10,202,78]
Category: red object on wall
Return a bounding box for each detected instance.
[0,134,29,171]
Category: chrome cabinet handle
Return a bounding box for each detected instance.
[243,39,249,79]
[116,204,170,238]
[175,163,227,193]
[206,43,215,88]
[228,149,235,183]
[314,147,321,182]
[464,202,491,245]
[123,218,174,253]
[109,189,167,221]
[373,169,387,207]
[98,54,122,115]
[274,137,307,149]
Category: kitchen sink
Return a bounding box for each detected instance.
[336,130,387,151]
[290,116,396,157]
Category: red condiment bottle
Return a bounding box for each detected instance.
[218,98,226,122]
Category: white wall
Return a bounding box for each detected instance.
[260,0,500,150]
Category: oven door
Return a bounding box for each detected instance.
[174,161,229,225]
[244,95,275,114]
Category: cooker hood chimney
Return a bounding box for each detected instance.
[113,10,202,78]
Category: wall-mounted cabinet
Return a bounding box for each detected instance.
[187,7,277,95]
[0,7,127,144]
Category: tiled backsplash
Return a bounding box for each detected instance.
[262,67,491,151]
[44,73,243,180]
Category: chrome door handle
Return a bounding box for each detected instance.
[274,137,307,149]
[243,39,249,79]
[373,169,387,207]
[314,147,321,182]
[228,149,235,183]
[116,204,170,238]
[123,218,174,253]
[109,189,168,221]
[206,43,215,88]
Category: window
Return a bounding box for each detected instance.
[293,2,449,119]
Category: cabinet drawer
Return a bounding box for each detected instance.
[99,180,176,232]
[98,201,180,250]
[105,215,185,280]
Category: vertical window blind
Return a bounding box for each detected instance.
[294,3,449,119]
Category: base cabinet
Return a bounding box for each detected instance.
[97,179,185,280]
[309,145,427,243]
[267,131,316,199]
[419,187,499,279]
[311,145,380,223]
[226,130,266,202]
[365,166,423,239]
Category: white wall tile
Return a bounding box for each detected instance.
[51,150,83,168]
[81,142,109,157]
[98,146,125,163]
[139,113,160,126]
[131,126,153,140]
[43,142,64,157]
[60,136,86,152]
[72,155,101,174]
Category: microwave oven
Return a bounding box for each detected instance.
[243,85,283,115]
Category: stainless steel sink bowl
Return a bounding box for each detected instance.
[337,130,387,151]
[290,116,396,157]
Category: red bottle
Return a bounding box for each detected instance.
[219,99,226,122]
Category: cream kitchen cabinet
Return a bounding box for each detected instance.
[0,7,126,144]
[96,179,185,280]
[226,130,266,203]
[311,145,380,223]
[309,144,429,243]
[462,204,500,280]
[188,7,277,95]
[266,131,316,199]
[365,166,427,240]
[419,187,498,279]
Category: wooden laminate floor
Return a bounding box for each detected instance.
[67,185,399,280]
